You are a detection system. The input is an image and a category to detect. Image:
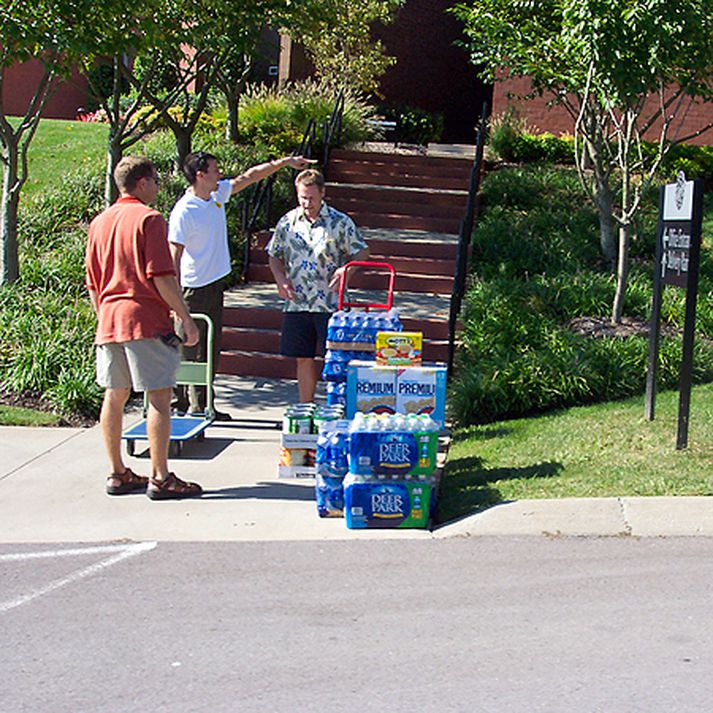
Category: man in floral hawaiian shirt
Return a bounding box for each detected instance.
[267,169,369,402]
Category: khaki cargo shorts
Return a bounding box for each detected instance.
[96,338,180,391]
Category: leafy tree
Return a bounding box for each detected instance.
[453,0,713,322]
[92,0,308,200]
[0,1,115,284]
[80,0,192,204]
[0,1,169,280]
[291,0,405,94]
[211,1,293,144]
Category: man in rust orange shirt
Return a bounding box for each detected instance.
[86,156,202,500]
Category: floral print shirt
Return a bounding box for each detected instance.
[266,202,367,313]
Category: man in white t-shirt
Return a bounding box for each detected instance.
[169,151,314,418]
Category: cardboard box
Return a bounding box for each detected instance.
[281,433,318,449]
[278,465,316,479]
[347,361,447,427]
[395,365,447,427]
[375,332,422,366]
[345,360,397,415]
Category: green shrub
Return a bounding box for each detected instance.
[488,111,575,164]
[487,110,713,187]
[452,165,713,426]
[238,79,377,155]
[376,103,444,146]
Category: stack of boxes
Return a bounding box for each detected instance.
[279,403,344,478]
[314,413,439,528]
[280,317,448,529]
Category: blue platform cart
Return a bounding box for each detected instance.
[122,313,215,457]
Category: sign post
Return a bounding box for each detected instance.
[644,173,704,449]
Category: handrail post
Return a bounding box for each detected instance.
[447,101,490,378]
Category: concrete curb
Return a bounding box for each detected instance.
[2,376,712,543]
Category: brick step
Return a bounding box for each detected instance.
[223,307,451,340]
[249,247,455,277]
[344,210,461,233]
[364,238,459,260]
[247,264,454,294]
[328,157,472,183]
[223,306,283,329]
[221,328,450,362]
[328,195,462,220]
[327,183,468,209]
[222,326,281,352]
[330,149,473,173]
[252,231,459,260]
[219,351,307,380]
[327,167,468,192]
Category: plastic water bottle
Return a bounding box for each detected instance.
[327,432,348,477]
[315,433,329,466]
[362,312,376,344]
[386,308,402,332]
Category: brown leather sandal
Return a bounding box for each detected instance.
[147,473,203,501]
[106,468,149,496]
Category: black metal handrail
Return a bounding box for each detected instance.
[239,90,345,282]
[447,101,490,377]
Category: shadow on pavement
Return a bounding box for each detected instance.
[215,377,298,411]
[201,481,314,500]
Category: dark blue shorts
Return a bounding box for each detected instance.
[280,312,330,358]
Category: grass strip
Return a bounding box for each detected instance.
[0,405,60,427]
[438,382,713,523]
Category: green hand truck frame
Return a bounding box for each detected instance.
[121,313,215,457]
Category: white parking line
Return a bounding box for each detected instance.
[0,542,157,613]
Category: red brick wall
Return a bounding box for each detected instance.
[2,59,88,120]
[493,77,713,146]
[375,0,491,143]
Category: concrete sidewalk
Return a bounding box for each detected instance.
[1,375,712,542]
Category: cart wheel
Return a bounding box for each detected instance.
[197,431,205,442]
[126,440,135,457]
[169,440,181,458]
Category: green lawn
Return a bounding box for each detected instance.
[18,118,108,201]
[438,382,713,523]
[0,405,60,426]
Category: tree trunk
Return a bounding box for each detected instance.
[611,222,630,324]
[612,127,633,325]
[593,179,617,265]
[225,89,240,143]
[0,136,21,285]
[1,140,20,285]
[105,133,123,206]
[174,128,192,172]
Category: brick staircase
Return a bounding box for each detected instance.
[219,146,473,380]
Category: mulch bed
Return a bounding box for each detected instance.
[566,315,680,340]
[0,386,96,428]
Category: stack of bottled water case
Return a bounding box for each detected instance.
[315,419,351,517]
[322,309,402,406]
[314,412,440,525]
[344,412,441,529]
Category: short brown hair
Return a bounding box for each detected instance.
[114,156,156,193]
[294,168,325,189]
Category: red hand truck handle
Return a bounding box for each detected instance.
[338,261,395,311]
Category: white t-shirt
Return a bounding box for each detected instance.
[168,179,233,288]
